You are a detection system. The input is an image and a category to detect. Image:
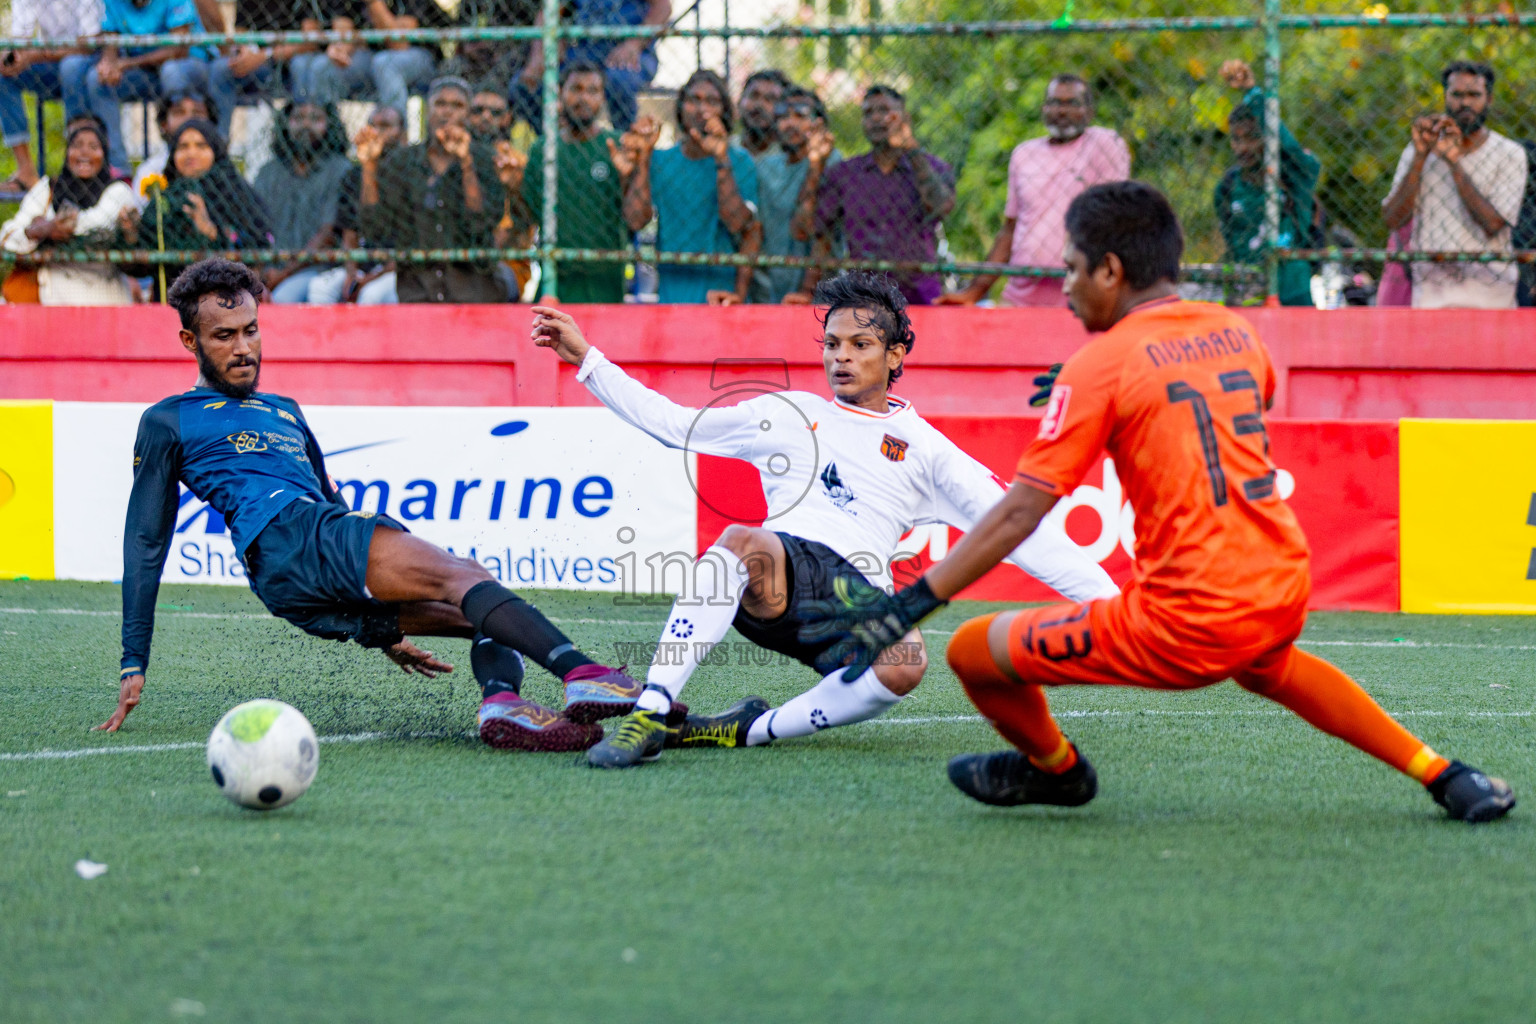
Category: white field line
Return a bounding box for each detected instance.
[5,606,1536,651]
[3,711,1529,763]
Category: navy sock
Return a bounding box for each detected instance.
[471,632,525,698]
[461,581,596,679]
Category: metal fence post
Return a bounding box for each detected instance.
[1262,0,1282,305]
[540,0,561,298]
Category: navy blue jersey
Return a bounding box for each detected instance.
[120,387,347,675]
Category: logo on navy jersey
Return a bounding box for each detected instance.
[820,462,856,509]
[880,434,908,462]
[227,431,267,454]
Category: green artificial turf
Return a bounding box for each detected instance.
[2,581,1532,1023]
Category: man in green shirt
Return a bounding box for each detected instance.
[1213,59,1320,307]
[515,61,630,303]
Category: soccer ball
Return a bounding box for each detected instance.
[206,699,319,810]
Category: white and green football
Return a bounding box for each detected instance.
[206,700,319,810]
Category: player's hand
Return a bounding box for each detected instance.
[384,639,453,678]
[530,305,591,366]
[1030,363,1063,408]
[796,578,947,682]
[1219,58,1256,91]
[95,673,144,732]
[437,125,473,163]
[494,140,526,188]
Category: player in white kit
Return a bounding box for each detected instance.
[530,272,1119,768]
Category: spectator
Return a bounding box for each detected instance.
[253,101,353,304]
[737,69,790,161]
[0,122,136,304]
[512,61,631,303]
[286,3,362,105]
[308,0,447,113]
[209,1,329,136]
[806,85,955,305]
[620,70,759,304]
[359,76,506,303]
[468,86,514,143]
[131,91,217,207]
[1516,138,1536,307]
[938,73,1129,307]
[1213,59,1318,308]
[753,85,841,304]
[439,0,538,92]
[0,0,102,191]
[515,0,671,133]
[115,119,273,297]
[309,105,407,305]
[86,0,214,175]
[1382,61,1526,309]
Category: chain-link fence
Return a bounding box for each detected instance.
[2,1,1534,307]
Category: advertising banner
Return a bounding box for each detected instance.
[52,403,696,590]
[1401,419,1536,614]
[696,417,1401,611]
[0,400,54,580]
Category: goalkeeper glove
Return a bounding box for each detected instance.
[1030,363,1063,408]
[797,576,948,682]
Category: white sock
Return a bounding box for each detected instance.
[746,667,902,745]
[637,545,749,713]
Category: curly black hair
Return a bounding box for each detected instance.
[167,257,265,334]
[813,271,917,385]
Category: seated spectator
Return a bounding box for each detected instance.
[515,0,670,133]
[1213,59,1318,307]
[253,101,353,303]
[286,2,362,105]
[439,0,538,92]
[938,73,1130,307]
[209,1,330,136]
[806,84,955,305]
[309,105,407,305]
[1382,61,1526,309]
[86,0,215,175]
[510,60,630,303]
[737,69,790,162]
[0,122,137,305]
[360,76,506,303]
[469,85,514,143]
[753,85,841,304]
[115,119,273,297]
[131,91,218,208]
[313,0,447,115]
[620,70,758,304]
[0,0,102,191]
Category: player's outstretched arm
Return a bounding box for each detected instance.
[926,481,1059,600]
[530,305,764,457]
[103,407,182,732]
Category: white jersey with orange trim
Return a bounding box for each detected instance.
[576,347,1117,599]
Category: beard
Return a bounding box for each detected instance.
[1451,106,1488,135]
[1047,121,1086,142]
[196,342,260,400]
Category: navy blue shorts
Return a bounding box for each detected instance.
[245,498,407,650]
[731,532,885,675]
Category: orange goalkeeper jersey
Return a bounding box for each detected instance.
[1016,297,1311,650]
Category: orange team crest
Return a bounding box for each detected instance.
[880,434,909,462]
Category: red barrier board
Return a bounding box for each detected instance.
[695,418,1399,612]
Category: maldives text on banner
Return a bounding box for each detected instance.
[1401,419,1536,614]
[0,400,55,580]
[51,404,697,591]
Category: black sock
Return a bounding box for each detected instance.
[471,632,525,699]
[461,581,596,679]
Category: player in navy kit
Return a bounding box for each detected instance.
[99,258,648,751]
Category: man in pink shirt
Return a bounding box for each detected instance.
[939,75,1130,307]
